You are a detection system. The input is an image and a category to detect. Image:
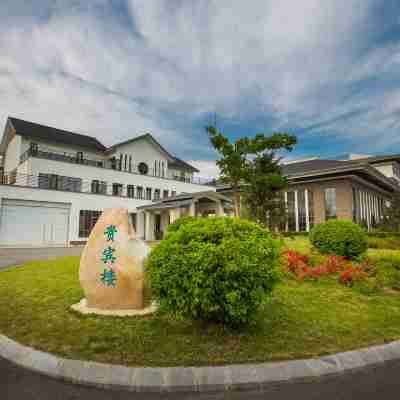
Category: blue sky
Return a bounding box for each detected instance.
[1,0,400,177]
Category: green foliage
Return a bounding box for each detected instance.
[146,217,281,326]
[310,220,368,259]
[369,253,400,291]
[166,216,197,234]
[368,236,400,250]
[377,193,400,232]
[205,125,297,223]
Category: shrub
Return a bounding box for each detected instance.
[310,220,368,259]
[147,217,281,326]
[166,216,197,234]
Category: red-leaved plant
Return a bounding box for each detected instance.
[283,250,370,285]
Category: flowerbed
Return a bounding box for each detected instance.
[284,250,371,286]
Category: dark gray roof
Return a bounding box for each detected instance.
[9,117,107,152]
[169,157,199,172]
[282,159,352,175]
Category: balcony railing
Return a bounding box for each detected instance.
[20,148,216,186]
[0,172,193,201]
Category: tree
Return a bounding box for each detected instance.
[206,126,297,226]
[242,134,297,229]
[378,193,400,232]
[206,126,247,216]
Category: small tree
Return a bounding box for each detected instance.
[242,134,297,229]
[206,126,247,216]
[206,126,296,228]
[378,194,400,232]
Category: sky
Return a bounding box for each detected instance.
[1,0,400,178]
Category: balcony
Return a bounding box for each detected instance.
[0,171,187,201]
[20,147,215,186]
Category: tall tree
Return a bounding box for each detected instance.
[206,126,297,225]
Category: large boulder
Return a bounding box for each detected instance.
[79,208,150,310]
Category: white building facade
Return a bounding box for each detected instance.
[0,117,213,247]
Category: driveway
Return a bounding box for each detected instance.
[1,355,400,400]
[0,246,83,270]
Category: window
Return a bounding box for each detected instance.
[110,157,117,170]
[154,189,160,200]
[58,176,82,192]
[298,190,307,231]
[127,185,135,198]
[137,186,144,199]
[162,161,165,177]
[91,180,107,195]
[38,174,82,192]
[29,142,38,155]
[124,154,127,171]
[76,152,83,164]
[112,183,123,196]
[171,190,177,197]
[119,154,123,170]
[79,210,101,237]
[287,191,296,231]
[146,187,152,200]
[308,190,314,229]
[163,189,169,198]
[324,188,337,220]
[129,156,132,172]
[154,160,158,176]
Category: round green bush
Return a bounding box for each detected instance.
[146,217,281,326]
[310,219,368,259]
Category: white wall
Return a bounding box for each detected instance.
[373,163,394,178]
[0,184,151,243]
[109,137,170,177]
[28,157,211,196]
[4,135,21,173]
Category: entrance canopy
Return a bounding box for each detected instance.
[137,190,233,240]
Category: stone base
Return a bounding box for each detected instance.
[71,298,158,317]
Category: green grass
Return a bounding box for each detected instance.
[2,256,400,367]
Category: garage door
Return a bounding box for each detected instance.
[0,199,70,246]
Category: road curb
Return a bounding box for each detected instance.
[1,333,400,392]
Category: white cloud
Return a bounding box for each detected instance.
[0,0,399,169]
[188,160,220,179]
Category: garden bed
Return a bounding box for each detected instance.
[1,254,400,367]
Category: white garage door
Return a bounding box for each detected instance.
[0,199,70,246]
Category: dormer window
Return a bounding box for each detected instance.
[76,152,83,164]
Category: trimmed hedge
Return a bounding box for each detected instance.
[310,220,368,259]
[146,217,281,326]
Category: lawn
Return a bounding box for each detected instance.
[1,253,400,367]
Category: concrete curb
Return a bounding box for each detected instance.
[1,333,400,393]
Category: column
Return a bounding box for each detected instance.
[189,200,196,217]
[284,191,288,231]
[216,200,224,216]
[305,189,310,232]
[294,190,299,232]
[145,212,154,241]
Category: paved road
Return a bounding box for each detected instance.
[0,246,83,270]
[1,247,400,398]
[1,355,400,399]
